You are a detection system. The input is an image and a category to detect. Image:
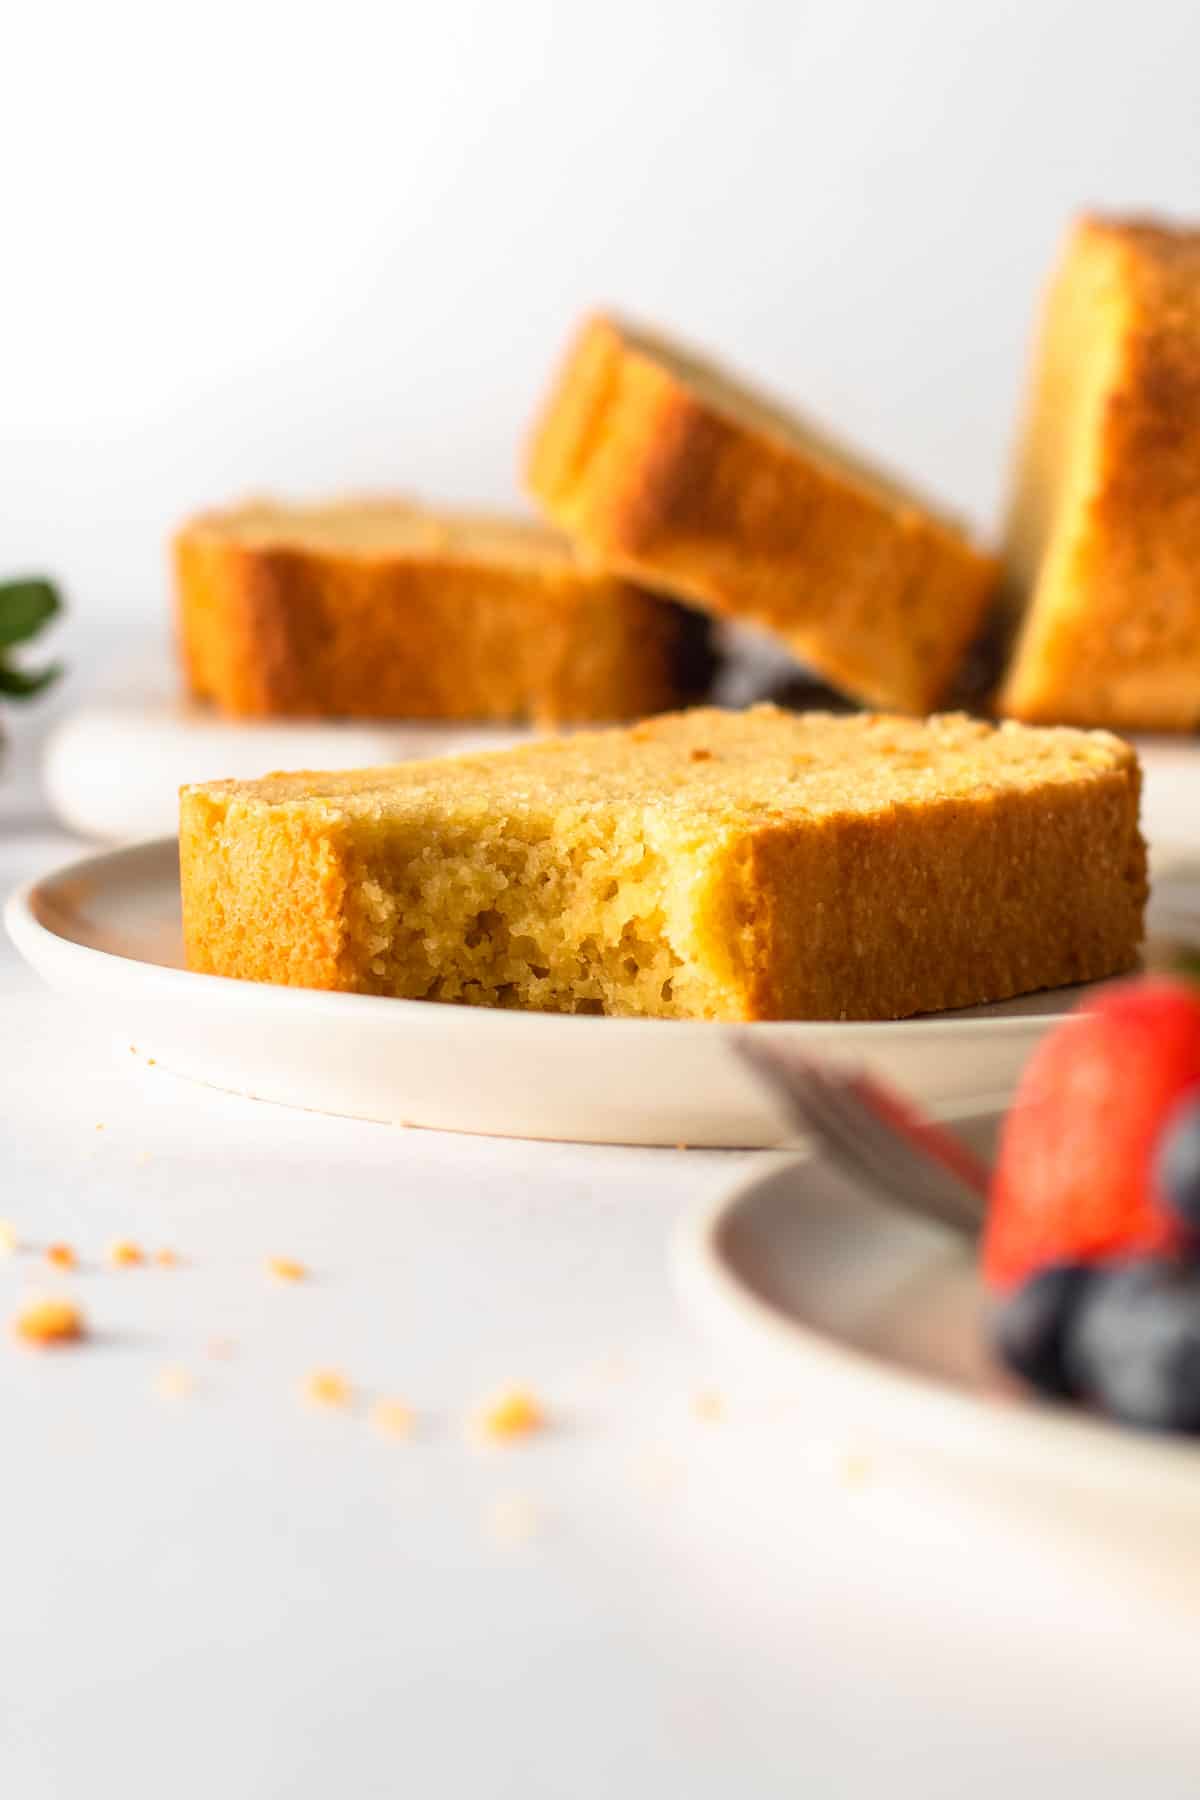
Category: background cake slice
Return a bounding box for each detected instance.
[999,214,1200,732]
[525,314,997,715]
[180,705,1145,1023]
[176,497,713,726]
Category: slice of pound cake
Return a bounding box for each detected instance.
[175,497,713,726]
[180,705,1146,1022]
[999,215,1200,731]
[525,315,997,714]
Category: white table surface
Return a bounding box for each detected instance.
[3,672,1200,1800]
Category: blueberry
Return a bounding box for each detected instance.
[1065,1255,1200,1432]
[1155,1096,1200,1234]
[990,1263,1092,1398]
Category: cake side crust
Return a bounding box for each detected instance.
[180,787,353,990]
[999,215,1200,731]
[526,315,998,714]
[742,758,1145,1019]
[174,505,713,726]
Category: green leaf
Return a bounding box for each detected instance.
[0,578,61,649]
[0,657,62,698]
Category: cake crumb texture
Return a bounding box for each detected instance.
[179,704,1146,1023]
[176,496,712,726]
[1000,213,1200,731]
[525,315,997,714]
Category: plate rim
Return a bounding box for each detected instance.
[4,834,1128,1041]
[672,1151,1200,1509]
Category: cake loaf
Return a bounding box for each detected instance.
[180,705,1146,1022]
[525,315,997,714]
[175,498,713,726]
[999,214,1200,732]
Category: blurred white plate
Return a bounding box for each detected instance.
[5,841,1199,1146]
[41,653,532,841]
[673,1132,1200,1512]
[40,652,1200,852]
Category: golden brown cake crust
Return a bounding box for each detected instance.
[999,214,1200,731]
[525,316,998,714]
[175,499,713,727]
[179,706,1146,1023]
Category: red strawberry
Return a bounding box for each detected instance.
[983,976,1200,1291]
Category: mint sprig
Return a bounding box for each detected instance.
[0,578,63,700]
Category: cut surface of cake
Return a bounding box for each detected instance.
[525,315,997,714]
[175,497,713,726]
[999,215,1200,732]
[179,705,1146,1023]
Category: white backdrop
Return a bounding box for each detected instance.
[5,0,1200,626]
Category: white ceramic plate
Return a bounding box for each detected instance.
[42,653,532,841]
[41,652,1200,856]
[673,1127,1200,1512]
[6,840,1200,1146]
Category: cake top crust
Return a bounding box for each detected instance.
[179,497,582,570]
[1074,211,1200,262]
[184,705,1137,832]
[576,312,957,525]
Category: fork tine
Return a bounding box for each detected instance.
[735,1037,985,1235]
[845,1067,991,1195]
[737,1040,942,1207]
[803,1060,984,1232]
[782,1056,980,1231]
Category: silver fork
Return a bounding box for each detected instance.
[735,1037,990,1236]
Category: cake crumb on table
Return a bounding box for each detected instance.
[370,1398,416,1439]
[155,1249,179,1268]
[837,1448,875,1488]
[0,1222,18,1256]
[485,1494,544,1547]
[107,1240,145,1268]
[13,1296,85,1346]
[471,1387,547,1444]
[46,1244,76,1271]
[303,1369,352,1410]
[692,1389,725,1422]
[154,1364,194,1400]
[267,1257,307,1283]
